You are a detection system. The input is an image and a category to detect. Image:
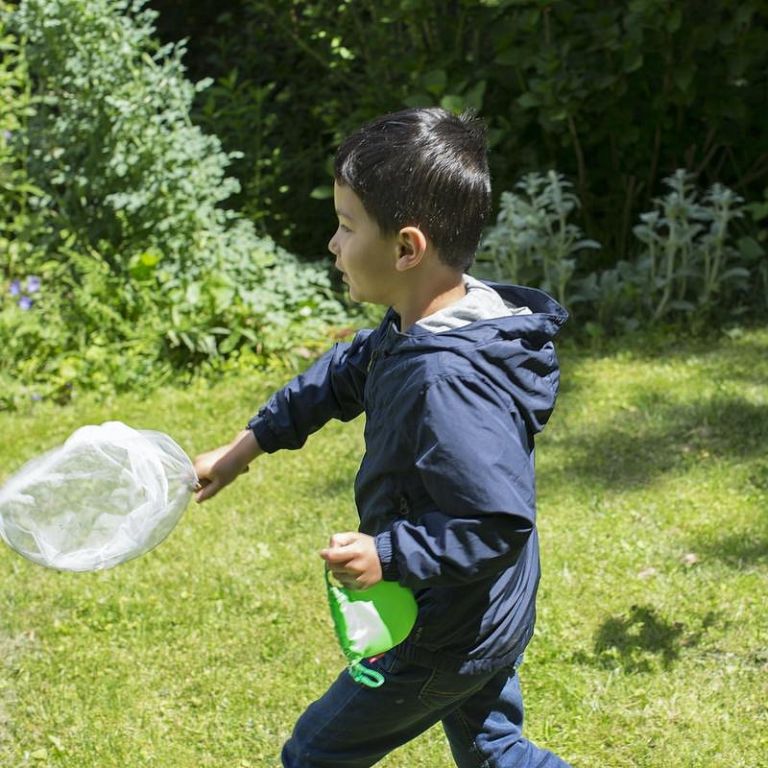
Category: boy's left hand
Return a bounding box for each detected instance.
[320,532,383,590]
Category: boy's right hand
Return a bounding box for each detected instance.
[193,429,263,503]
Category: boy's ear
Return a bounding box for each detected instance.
[395,226,428,272]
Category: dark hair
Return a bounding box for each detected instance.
[334,107,491,271]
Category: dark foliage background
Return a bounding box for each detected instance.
[148,0,768,265]
[2,0,766,409]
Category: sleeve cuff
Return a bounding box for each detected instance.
[375,530,400,581]
[246,411,280,454]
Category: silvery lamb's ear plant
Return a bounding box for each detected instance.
[478,170,600,307]
[569,260,643,336]
[742,190,768,310]
[699,184,749,309]
[633,169,748,323]
[478,166,756,335]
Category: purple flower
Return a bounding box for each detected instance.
[26,275,41,293]
[18,295,33,310]
[9,279,21,297]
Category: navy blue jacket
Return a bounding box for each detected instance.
[249,282,568,674]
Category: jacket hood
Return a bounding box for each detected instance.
[379,281,568,435]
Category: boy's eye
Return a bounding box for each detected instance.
[339,224,351,233]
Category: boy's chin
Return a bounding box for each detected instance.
[346,284,363,303]
[346,281,386,306]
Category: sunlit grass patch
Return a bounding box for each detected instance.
[1,329,767,767]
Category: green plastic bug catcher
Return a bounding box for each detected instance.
[325,569,418,688]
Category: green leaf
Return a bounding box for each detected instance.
[720,267,751,280]
[421,69,447,96]
[140,250,161,267]
[574,239,602,251]
[310,185,333,200]
[212,286,236,310]
[439,94,466,113]
[463,80,486,111]
[185,283,201,306]
[737,236,764,261]
[517,92,540,109]
[666,7,683,33]
[673,63,695,94]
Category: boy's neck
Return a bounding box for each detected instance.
[395,272,467,332]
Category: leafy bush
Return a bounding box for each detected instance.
[480,169,760,335]
[0,239,167,408]
[630,170,749,322]
[0,0,350,410]
[743,188,768,311]
[477,171,600,306]
[0,0,43,282]
[14,0,276,281]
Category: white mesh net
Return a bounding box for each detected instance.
[0,421,197,572]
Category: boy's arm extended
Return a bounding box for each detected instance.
[194,328,375,502]
[194,429,262,502]
[374,374,541,588]
[247,327,374,451]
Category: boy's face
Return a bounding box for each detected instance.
[329,182,402,306]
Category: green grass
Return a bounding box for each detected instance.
[1,328,767,767]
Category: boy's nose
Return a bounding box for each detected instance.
[328,232,339,257]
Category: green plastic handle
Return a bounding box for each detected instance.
[349,662,385,688]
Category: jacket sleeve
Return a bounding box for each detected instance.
[247,328,375,452]
[374,374,537,588]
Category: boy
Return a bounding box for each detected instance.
[193,107,572,767]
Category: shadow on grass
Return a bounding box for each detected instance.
[575,605,718,674]
[688,469,768,568]
[559,327,768,380]
[550,331,768,484]
[695,532,768,568]
[547,396,768,491]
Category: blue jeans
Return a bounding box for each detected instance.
[282,653,572,767]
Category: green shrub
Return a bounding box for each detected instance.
[631,170,750,323]
[0,239,167,408]
[480,169,759,334]
[12,0,295,283]
[742,188,768,311]
[0,0,351,410]
[0,0,44,281]
[476,170,600,306]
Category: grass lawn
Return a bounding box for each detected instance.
[1,327,767,767]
